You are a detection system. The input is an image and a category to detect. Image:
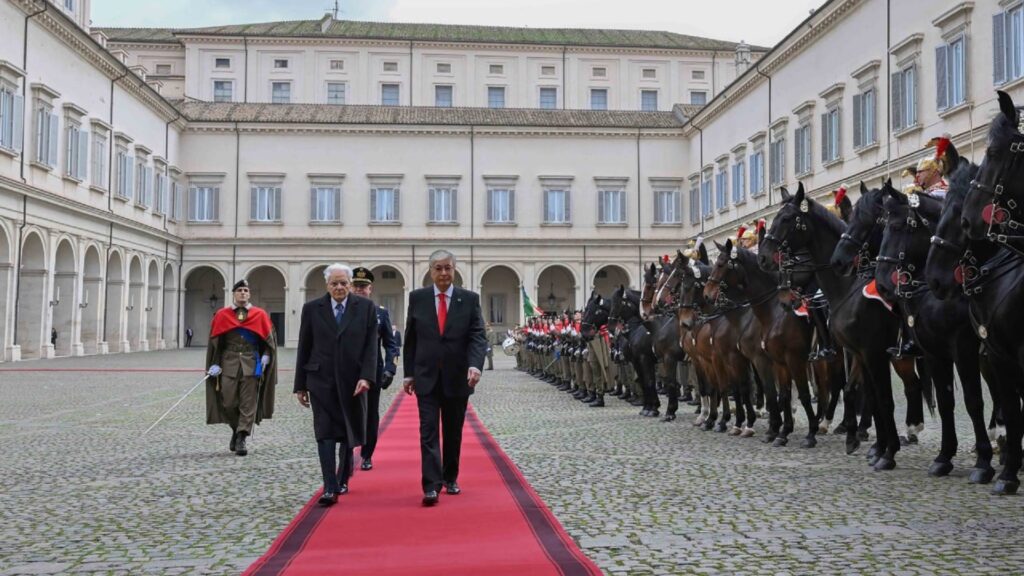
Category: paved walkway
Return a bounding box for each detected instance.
[0,350,1020,575]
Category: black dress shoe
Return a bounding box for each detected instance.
[443,481,461,495]
[422,490,440,506]
[234,434,248,456]
[318,491,338,507]
[338,483,349,495]
[361,458,373,471]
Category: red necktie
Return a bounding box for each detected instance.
[437,293,448,335]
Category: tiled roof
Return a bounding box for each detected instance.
[175,101,687,129]
[96,19,766,51]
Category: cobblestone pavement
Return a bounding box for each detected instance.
[1,351,1022,575]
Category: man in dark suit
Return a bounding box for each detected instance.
[294,263,378,507]
[349,267,399,471]
[403,249,487,506]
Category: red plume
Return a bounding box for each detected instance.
[662,254,670,264]
[834,186,847,206]
[736,226,747,239]
[933,136,950,161]
[756,218,766,233]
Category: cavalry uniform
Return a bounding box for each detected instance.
[585,323,613,406]
[205,279,278,456]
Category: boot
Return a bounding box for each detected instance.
[234,432,248,456]
[229,430,238,452]
[588,394,605,407]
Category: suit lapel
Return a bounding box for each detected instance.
[336,298,355,336]
[319,294,336,331]
[442,287,461,334]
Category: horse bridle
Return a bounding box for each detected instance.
[876,206,930,299]
[972,137,1024,254]
[838,209,885,279]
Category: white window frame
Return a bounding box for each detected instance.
[213,80,233,103]
[114,139,133,200]
[383,61,399,73]
[0,79,24,155]
[642,68,657,80]
[63,116,88,182]
[592,66,607,78]
[33,100,58,169]
[596,177,628,225]
[381,83,400,106]
[700,170,712,218]
[749,148,765,198]
[540,176,573,225]
[688,177,700,225]
[187,182,219,223]
[434,85,453,108]
[794,124,812,177]
[541,65,556,77]
[892,65,918,132]
[653,187,681,225]
[250,184,282,222]
[326,81,346,105]
[214,57,231,69]
[821,105,842,163]
[640,90,658,112]
[690,91,708,106]
[853,88,877,150]
[489,64,504,75]
[731,158,746,205]
[271,81,291,104]
[590,88,608,111]
[487,86,505,109]
[714,165,728,212]
[89,123,109,191]
[484,176,517,224]
[273,58,289,69]
[769,136,786,188]
[329,59,345,71]
[995,5,1024,85]
[539,87,558,109]
[436,62,452,74]
[310,185,342,223]
[428,185,458,223]
[936,35,967,111]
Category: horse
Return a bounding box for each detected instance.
[876,178,999,483]
[609,285,660,416]
[642,262,688,421]
[828,182,934,446]
[941,89,1024,494]
[760,183,905,468]
[707,239,855,447]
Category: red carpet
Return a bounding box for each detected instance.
[245,393,601,576]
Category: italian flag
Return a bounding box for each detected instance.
[522,286,543,317]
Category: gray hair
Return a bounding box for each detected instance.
[323,263,353,281]
[428,249,456,266]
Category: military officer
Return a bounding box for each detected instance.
[205,279,278,456]
[350,267,399,472]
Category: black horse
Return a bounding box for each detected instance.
[760,183,904,468]
[876,180,999,483]
[940,90,1024,494]
[609,285,659,416]
[642,263,688,422]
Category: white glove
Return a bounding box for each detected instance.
[260,355,270,369]
[207,364,222,377]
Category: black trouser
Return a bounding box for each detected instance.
[317,434,352,493]
[416,383,469,493]
[360,385,382,461]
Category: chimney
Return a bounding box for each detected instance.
[91,30,108,48]
[130,64,148,80]
[319,12,333,33]
[735,41,751,75]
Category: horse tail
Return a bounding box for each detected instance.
[915,357,937,418]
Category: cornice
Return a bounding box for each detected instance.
[183,123,683,139]
[106,41,185,52]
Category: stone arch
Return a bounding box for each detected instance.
[370,264,407,329]
[127,256,143,352]
[52,238,77,357]
[183,265,226,348]
[104,250,124,352]
[146,260,161,350]
[0,223,10,359]
[479,264,521,329]
[16,231,47,358]
[303,265,328,303]
[162,264,177,347]
[535,264,577,313]
[592,264,633,297]
[246,265,287,343]
[80,245,102,355]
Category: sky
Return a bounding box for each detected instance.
[91,0,825,49]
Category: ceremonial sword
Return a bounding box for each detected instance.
[143,374,209,435]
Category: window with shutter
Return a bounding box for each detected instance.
[77,129,88,180]
[995,12,1008,85]
[47,112,58,167]
[689,183,700,225]
[890,72,903,130]
[936,45,949,110]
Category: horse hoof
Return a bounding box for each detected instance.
[714,422,728,433]
[873,458,896,471]
[801,436,817,449]
[969,467,996,485]
[928,461,954,477]
[818,425,829,435]
[899,434,919,447]
[740,428,756,438]
[833,423,848,435]
[857,430,870,441]
[729,426,742,436]
[772,436,788,448]
[702,421,714,431]
[866,445,879,460]
[868,454,880,467]
[661,414,677,423]
[761,434,775,444]
[991,479,1020,496]
[845,438,861,455]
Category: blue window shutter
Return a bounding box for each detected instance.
[890,72,903,130]
[451,189,458,222]
[77,130,89,180]
[13,94,24,152]
[250,187,258,220]
[310,187,318,220]
[936,45,949,110]
[543,190,549,222]
[274,187,281,220]
[995,13,1008,85]
[48,113,59,167]
[598,190,606,223]
[509,189,515,222]
[393,188,400,221]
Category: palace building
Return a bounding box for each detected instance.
[0,0,1018,358]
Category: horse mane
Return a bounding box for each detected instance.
[806,196,848,237]
[947,156,979,204]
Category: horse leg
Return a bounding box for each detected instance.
[991,354,1024,495]
[730,378,745,435]
[955,351,995,484]
[893,357,924,446]
[773,365,792,447]
[869,351,900,471]
[716,390,732,433]
[742,363,759,437]
[663,362,680,422]
[927,355,957,478]
[793,365,818,448]
[703,389,718,431]
[980,354,1007,463]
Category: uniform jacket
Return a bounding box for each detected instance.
[375,305,400,387]
[294,293,379,443]
[403,285,487,397]
[205,305,278,426]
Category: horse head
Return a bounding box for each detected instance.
[925,155,983,299]
[830,181,887,276]
[580,289,609,339]
[640,262,658,318]
[876,182,941,301]
[962,90,1024,240]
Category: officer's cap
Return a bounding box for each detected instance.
[232,279,249,292]
[351,267,375,285]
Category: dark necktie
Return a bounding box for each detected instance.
[437,293,448,335]
[335,303,345,327]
